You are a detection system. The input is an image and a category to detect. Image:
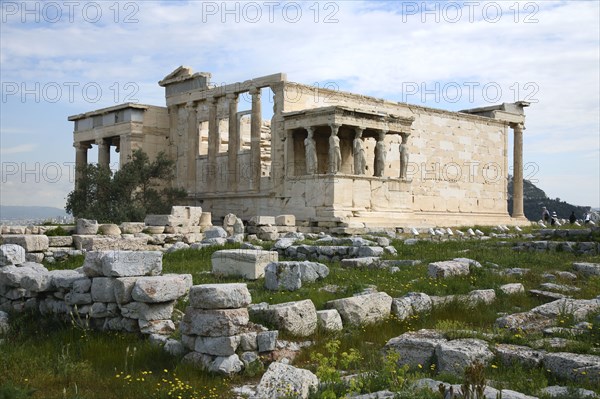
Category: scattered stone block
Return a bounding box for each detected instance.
[120,222,146,234]
[275,215,295,226]
[249,216,276,226]
[138,319,176,335]
[573,262,600,277]
[435,338,494,375]
[47,236,73,247]
[188,283,251,309]
[543,352,600,382]
[428,260,470,278]
[495,344,545,368]
[211,249,278,280]
[392,292,432,320]
[317,309,343,332]
[499,283,525,295]
[384,329,446,368]
[260,299,317,337]
[76,219,98,235]
[257,330,278,352]
[254,362,318,399]
[327,292,392,326]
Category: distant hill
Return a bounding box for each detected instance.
[508,177,591,221]
[0,205,68,221]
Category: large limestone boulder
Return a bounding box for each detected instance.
[573,262,600,277]
[195,335,241,356]
[391,292,432,321]
[384,329,446,368]
[316,309,343,332]
[256,299,317,337]
[120,222,146,234]
[428,260,470,278]
[264,261,328,291]
[188,283,251,309]
[0,262,48,288]
[131,274,192,303]
[1,235,49,252]
[494,344,545,368]
[543,352,600,382]
[180,308,249,337]
[82,250,162,277]
[0,244,26,266]
[222,213,244,236]
[435,338,494,375]
[76,218,99,235]
[212,249,278,280]
[326,292,392,326]
[254,362,318,399]
[204,226,228,239]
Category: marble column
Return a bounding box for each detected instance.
[74,142,89,187]
[186,102,198,192]
[227,93,239,191]
[511,123,525,218]
[353,127,366,175]
[250,87,262,190]
[328,123,341,174]
[374,130,387,177]
[96,138,110,169]
[207,96,218,192]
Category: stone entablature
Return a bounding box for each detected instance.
[69,67,532,228]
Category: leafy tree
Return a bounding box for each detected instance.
[66,150,187,223]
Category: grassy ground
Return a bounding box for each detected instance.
[4,232,600,398]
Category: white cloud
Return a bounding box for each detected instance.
[0,0,598,208]
[0,143,36,155]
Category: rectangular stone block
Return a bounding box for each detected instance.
[91,277,117,302]
[114,277,139,304]
[249,216,276,226]
[101,251,163,277]
[1,235,49,252]
[118,301,175,320]
[131,274,192,303]
[211,249,278,280]
[275,215,295,226]
[48,236,73,247]
[180,307,249,337]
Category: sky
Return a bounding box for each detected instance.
[1,0,599,211]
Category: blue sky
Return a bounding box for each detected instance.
[1,0,599,210]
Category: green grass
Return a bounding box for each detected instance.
[3,233,600,398]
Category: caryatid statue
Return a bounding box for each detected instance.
[304,127,318,174]
[399,133,409,179]
[353,127,366,175]
[374,130,387,177]
[328,124,341,174]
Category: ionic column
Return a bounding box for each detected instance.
[374,130,387,177]
[511,123,525,218]
[74,142,89,187]
[249,87,262,190]
[96,138,110,169]
[227,93,239,191]
[186,101,198,193]
[328,123,341,174]
[207,96,218,192]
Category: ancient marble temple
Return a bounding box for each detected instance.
[70,67,530,228]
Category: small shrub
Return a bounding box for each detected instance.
[45,226,71,236]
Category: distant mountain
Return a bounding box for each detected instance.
[0,205,68,221]
[508,177,591,221]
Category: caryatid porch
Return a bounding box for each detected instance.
[282,106,414,178]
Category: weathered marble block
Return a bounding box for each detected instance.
[211,249,278,280]
[131,274,192,303]
[1,235,49,252]
[188,283,251,309]
[180,307,249,337]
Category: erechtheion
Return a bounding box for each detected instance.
[69,67,530,228]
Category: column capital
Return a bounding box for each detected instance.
[249,86,261,97]
[207,95,218,105]
[73,142,91,150]
[510,122,525,131]
[95,138,108,146]
[305,126,314,135]
[329,123,340,134]
[226,92,239,101]
[185,101,196,110]
[377,129,387,140]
